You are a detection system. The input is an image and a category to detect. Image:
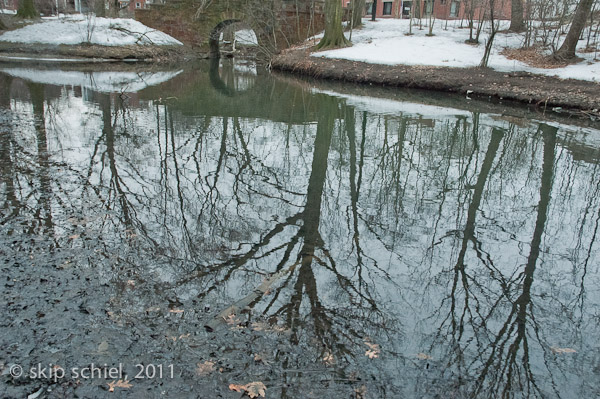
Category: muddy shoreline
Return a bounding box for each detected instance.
[271,48,600,116]
[0,42,191,62]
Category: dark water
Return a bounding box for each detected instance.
[1,60,600,398]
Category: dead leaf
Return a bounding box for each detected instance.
[364,340,380,359]
[195,361,215,376]
[354,384,367,399]
[251,321,267,331]
[126,280,135,288]
[68,234,80,240]
[169,309,184,314]
[323,352,334,365]
[224,313,238,325]
[97,341,109,353]
[168,333,191,342]
[416,353,433,360]
[551,346,577,354]
[107,379,132,392]
[229,381,267,398]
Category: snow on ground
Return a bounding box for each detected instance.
[0,15,183,46]
[0,67,182,92]
[312,19,599,82]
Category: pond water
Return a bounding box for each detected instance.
[1,60,600,398]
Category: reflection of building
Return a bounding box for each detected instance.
[343,0,511,20]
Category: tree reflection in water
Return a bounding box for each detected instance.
[1,66,600,398]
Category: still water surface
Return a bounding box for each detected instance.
[1,60,599,398]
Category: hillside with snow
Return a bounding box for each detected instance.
[0,15,182,46]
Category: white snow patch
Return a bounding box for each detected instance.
[312,19,600,82]
[0,67,182,92]
[235,29,258,46]
[0,15,183,46]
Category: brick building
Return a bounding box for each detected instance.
[343,0,511,20]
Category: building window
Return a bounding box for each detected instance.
[450,1,458,16]
[440,0,446,4]
[135,1,141,7]
[383,1,392,15]
[402,0,411,16]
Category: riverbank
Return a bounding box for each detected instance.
[0,42,187,62]
[272,47,600,116]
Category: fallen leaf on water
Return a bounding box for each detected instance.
[229,381,267,398]
[107,379,132,392]
[251,321,267,331]
[364,340,380,359]
[195,361,215,376]
[551,346,577,354]
[168,333,191,342]
[354,384,367,399]
[224,313,239,325]
[416,353,433,360]
[97,340,109,353]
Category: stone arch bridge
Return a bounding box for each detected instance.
[136,0,325,57]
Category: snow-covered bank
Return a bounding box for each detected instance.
[312,19,599,82]
[0,15,182,46]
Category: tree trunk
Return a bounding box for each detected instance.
[95,0,106,17]
[352,0,366,28]
[509,0,525,32]
[317,0,350,49]
[554,0,595,59]
[371,0,377,20]
[16,0,39,18]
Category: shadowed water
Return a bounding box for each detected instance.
[1,60,599,399]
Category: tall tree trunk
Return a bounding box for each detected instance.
[352,0,366,28]
[16,0,39,18]
[371,0,377,20]
[509,0,525,32]
[554,0,595,59]
[317,0,350,49]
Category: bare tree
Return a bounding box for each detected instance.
[555,0,596,59]
[351,0,366,28]
[16,0,39,18]
[480,0,499,67]
[317,0,350,49]
[509,0,525,31]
